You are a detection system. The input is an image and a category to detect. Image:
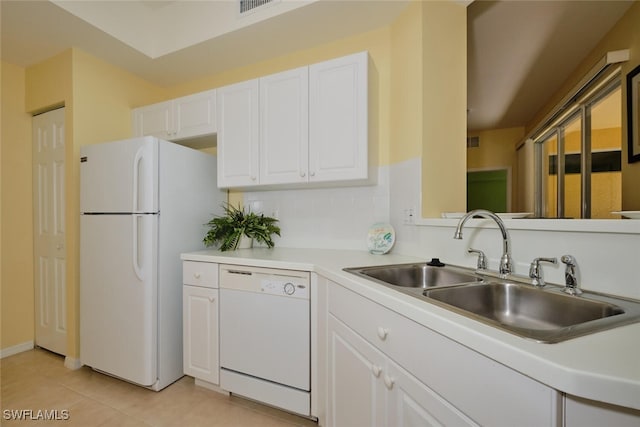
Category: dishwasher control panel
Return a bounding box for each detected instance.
[220,264,310,300]
[260,278,309,299]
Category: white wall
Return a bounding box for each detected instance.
[243,166,391,251]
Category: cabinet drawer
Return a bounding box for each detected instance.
[183,261,218,288]
[328,281,559,427]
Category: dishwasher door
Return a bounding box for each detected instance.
[219,265,310,391]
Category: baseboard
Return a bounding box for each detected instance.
[64,356,82,370]
[0,341,34,359]
[195,378,229,395]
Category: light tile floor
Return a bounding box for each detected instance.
[1,349,318,427]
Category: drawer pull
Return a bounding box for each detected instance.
[371,365,382,378]
[377,327,389,341]
[384,375,395,390]
[194,273,201,279]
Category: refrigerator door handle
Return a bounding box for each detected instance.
[132,146,144,213]
[132,214,144,281]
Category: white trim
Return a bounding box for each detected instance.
[194,378,230,395]
[64,356,83,370]
[415,217,640,234]
[0,341,34,358]
[522,49,629,145]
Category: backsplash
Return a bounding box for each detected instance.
[243,166,391,250]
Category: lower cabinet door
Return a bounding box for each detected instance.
[183,285,219,384]
[386,360,478,427]
[564,395,640,427]
[327,314,386,427]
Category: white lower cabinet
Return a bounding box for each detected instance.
[328,314,475,427]
[564,395,640,427]
[183,285,219,384]
[182,261,219,385]
[326,280,561,427]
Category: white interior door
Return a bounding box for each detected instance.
[32,107,67,356]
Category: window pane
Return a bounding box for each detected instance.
[543,134,558,218]
[590,87,622,218]
[563,116,582,219]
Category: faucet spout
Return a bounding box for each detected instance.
[453,209,513,277]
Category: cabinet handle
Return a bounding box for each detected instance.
[377,327,388,341]
[300,172,306,177]
[194,273,201,279]
[310,171,316,177]
[208,297,215,303]
[371,365,382,378]
[384,375,395,390]
[251,176,257,181]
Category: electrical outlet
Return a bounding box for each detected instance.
[403,208,415,225]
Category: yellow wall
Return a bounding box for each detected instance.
[389,1,424,164]
[420,1,467,216]
[1,62,35,350]
[17,49,166,358]
[529,1,640,210]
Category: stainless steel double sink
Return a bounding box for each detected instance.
[344,262,640,343]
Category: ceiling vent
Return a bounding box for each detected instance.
[467,136,480,148]
[239,0,274,14]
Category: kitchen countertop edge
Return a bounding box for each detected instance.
[181,247,640,410]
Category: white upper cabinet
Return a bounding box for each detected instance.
[309,51,368,183]
[259,66,309,185]
[216,80,259,188]
[133,89,217,141]
[173,90,217,140]
[133,101,172,139]
[216,51,369,189]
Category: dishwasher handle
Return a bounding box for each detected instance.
[227,269,253,276]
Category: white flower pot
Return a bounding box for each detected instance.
[237,235,253,249]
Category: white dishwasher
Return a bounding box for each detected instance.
[219,264,311,416]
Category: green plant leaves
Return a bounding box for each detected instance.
[203,203,281,251]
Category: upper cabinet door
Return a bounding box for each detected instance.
[132,90,217,141]
[259,67,309,185]
[173,89,217,141]
[309,51,368,183]
[133,101,173,140]
[217,79,260,188]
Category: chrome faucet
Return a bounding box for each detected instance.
[561,255,582,295]
[468,248,488,271]
[529,257,557,287]
[454,209,513,277]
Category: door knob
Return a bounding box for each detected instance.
[377,327,388,341]
[371,365,382,378]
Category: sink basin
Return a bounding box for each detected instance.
[344,263,480,290]
[423,282,640,342]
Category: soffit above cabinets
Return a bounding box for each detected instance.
[0,0,410,87]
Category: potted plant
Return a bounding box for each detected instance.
[203,203,281,251]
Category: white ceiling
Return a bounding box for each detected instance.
[1,0,410,86]
[467,0,633,131]
[1,0,634,131]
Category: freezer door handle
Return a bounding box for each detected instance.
[132,146,143,213]
[132,215,144,281]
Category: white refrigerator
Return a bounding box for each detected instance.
[80,136,225,390]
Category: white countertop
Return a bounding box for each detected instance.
[181,247,640,410]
